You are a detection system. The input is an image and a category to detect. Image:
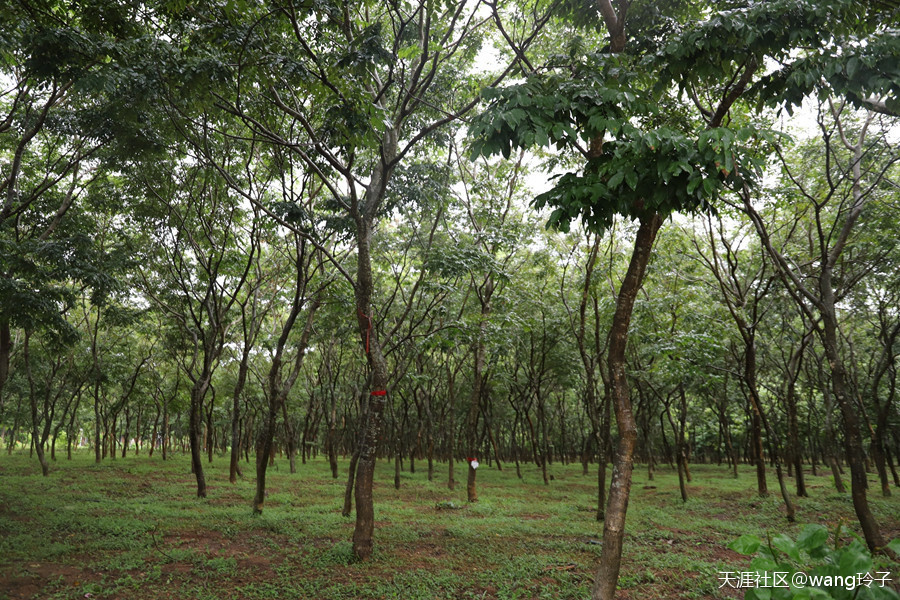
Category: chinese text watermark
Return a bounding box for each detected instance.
[718,571,893,591]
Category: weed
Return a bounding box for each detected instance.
[0,452,897,599]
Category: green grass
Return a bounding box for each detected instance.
[0,450,897,599]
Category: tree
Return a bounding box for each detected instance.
[164,0,555,558]
[453,150,530,502]
[0,0,165,409]
[135,158,256,498]
[470,0,900,594]
[693,214,800,519]
[253,231,324,513]
[737,101,899,552]
[557,228,614,519]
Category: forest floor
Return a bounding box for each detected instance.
[0,451,898,600]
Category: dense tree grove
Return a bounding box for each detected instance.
[1,0,898,597]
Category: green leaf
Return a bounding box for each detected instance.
[887,538,900,556]
[504,108,527,127]
[797,525,828,552]
[837,545,872,576]
[748,587,772,600]
[607,171,625,189]
[730,534,762,555]
[686,175,702,195]
[624,170,638,190]
[398,45,421,61]
[772,534,800,562]
[750,556,779,573]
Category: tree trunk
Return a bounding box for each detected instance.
[447,364,456,491]
[162,395,169,461]
[328,419,339,479]
[351,213,391,561]
[592,213,661,600]
[742,337,796,520]
[886,444,900,487]
[230,335,253,482]
[121,408,131,458]
[0,319,10,410]
[871,370,896,496]
[6,416,18,454]
[466,285,490,503]
[150,404,160,458]
[394,448,401,490]
[254,388,283,513]
[24,333,50,476]
[206,394,215,464]
[786,379,807,497]
[93,384,102,463]
[343,447,360,517]
[664,392,688,503]
[189,381,208,498]
[750,409,767,496]
[597,461,606,522]
[820,298,885,552]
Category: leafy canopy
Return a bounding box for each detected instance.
[468,0,899,233]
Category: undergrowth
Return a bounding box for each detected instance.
[0,451,897,599]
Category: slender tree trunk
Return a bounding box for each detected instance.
[135,406,143,456]
[342,447,360,517]
[592,213,661,600]
[423,387,435,482]
[871,372,895,496]
[24,333,50,476]
[121,408,131,458]
[743,339,796,520]
[750,409,767,496]
[149,404,159,458]
[93,385,102,463]
[254,241,319,509]
[189,381,208,498]
[447,366,456,491]
[821,299,885,551]
[0,319,10,410]
[786,380,807,497]
[886,444,900,487]
[394,448,401,490]
[328,413,339,479]
[254,389,283,513]
[597,461,607,521]
[466,290,490,503]
[720,403,738,479]
[352,213,391,560]
[109,412,117,461]
[7,416,18,454]
[486,417,503,472]
[821,380,847,493]
[162,397,169,461]
[537,393,550,485]
[206,395,215,464]
[664,394,688,503]
[230,326,256,482]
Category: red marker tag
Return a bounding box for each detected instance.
[370,390,387,396]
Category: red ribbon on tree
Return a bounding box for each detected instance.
[371,390,387,396]
[466,457,477,463]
